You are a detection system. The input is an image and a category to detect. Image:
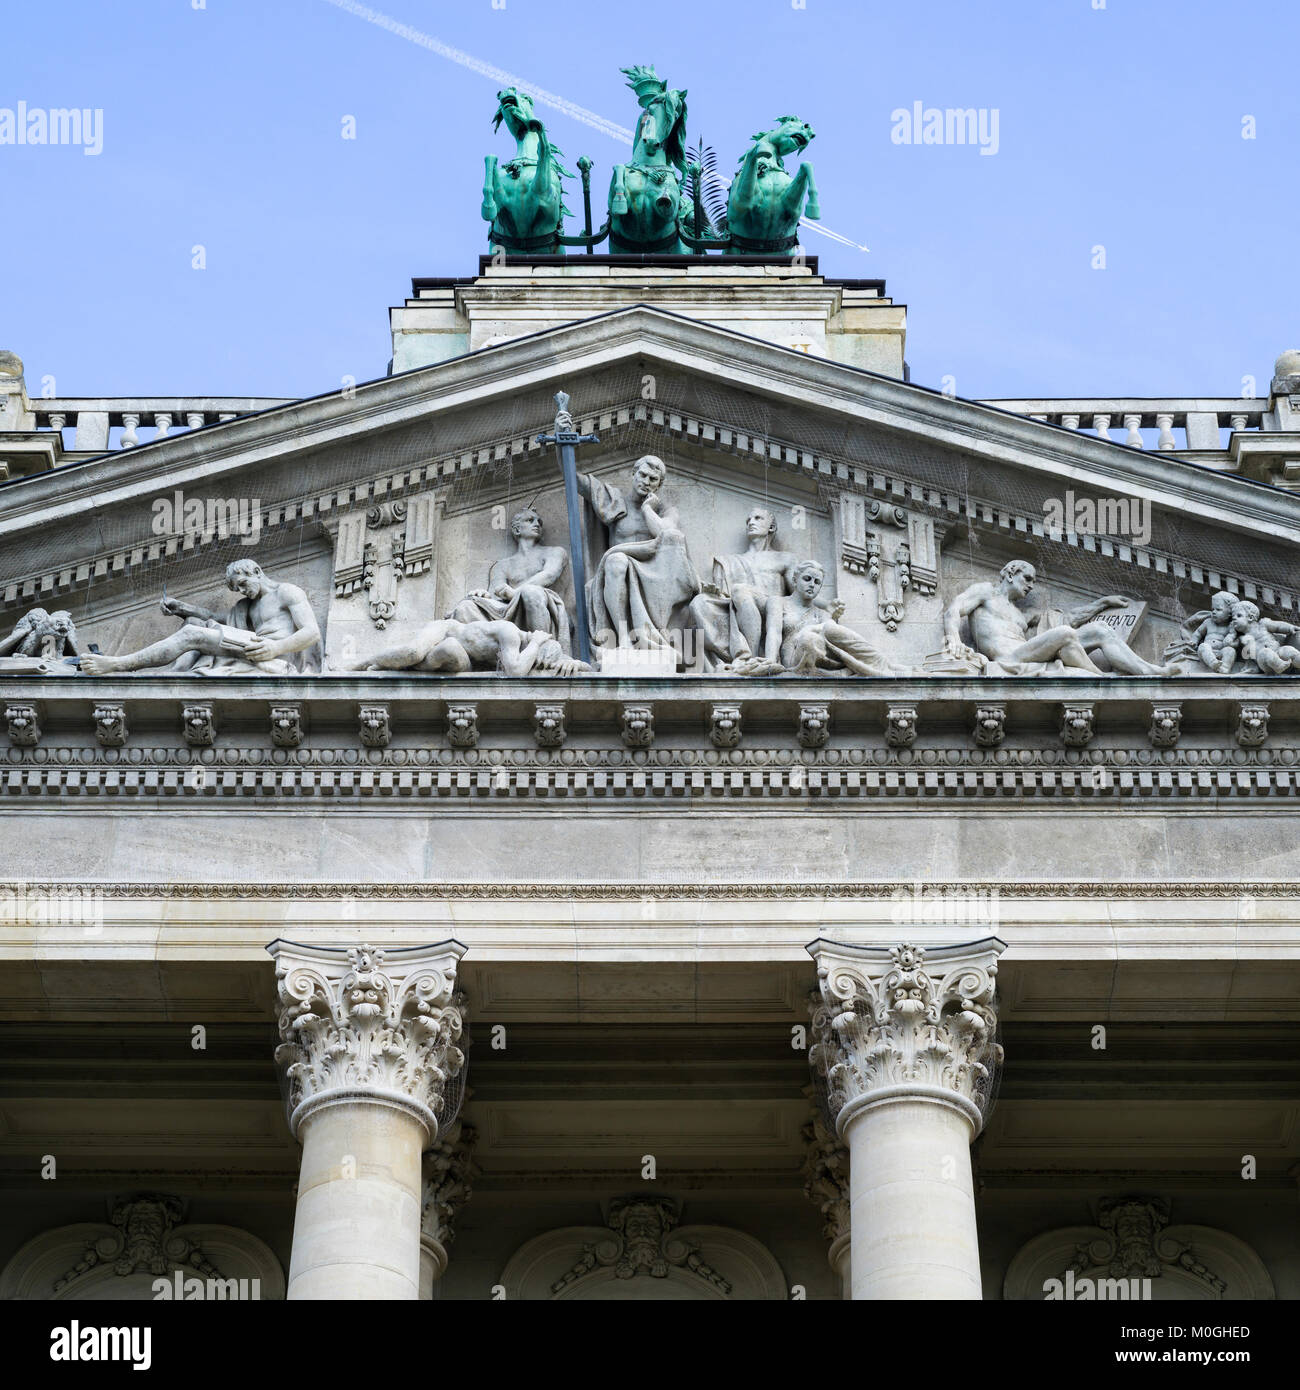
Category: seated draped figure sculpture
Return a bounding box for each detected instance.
[687,506,800,672]
[574,454,700,658]
[764,560,905,676]
[447,506,573,655]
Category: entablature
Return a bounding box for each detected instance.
[1,675,1297,806]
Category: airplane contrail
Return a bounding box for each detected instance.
[318,0,869,252]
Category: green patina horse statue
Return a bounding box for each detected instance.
[680,116,820,259]
[608,65,691,255]
[727,116,820,255]
[481,88,573,255]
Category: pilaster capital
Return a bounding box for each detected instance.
[806,937,1006,1138]
[800,1086,849,1266]
[267,938,468,1143]
[420,1113,481,1277]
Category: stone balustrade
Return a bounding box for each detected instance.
[980,398,1269,453]
[28,398,292,452]
[20,396,1270,456]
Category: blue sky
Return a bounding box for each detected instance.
[2,0,1294,404]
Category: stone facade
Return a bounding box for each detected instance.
[0,260,1297,1302]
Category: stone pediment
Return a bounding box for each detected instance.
[0,305,1298,684]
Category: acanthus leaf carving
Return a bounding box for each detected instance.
[269,938,467,1141]
[93,703,127,748]
[6,703,40,747]
[621,703,654,748]
[358,704,391,748]
[808,938,1005,1135]
[797,703,830,749]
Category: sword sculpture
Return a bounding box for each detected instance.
[537,391,599,666]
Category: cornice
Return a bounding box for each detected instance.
[2,305,1298,562]
[3,880,1299,900]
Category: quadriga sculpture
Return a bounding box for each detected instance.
[482,88,573,255]
[680,116,820,258]
[725,116,820,256]
[608,65,690,254]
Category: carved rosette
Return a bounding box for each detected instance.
[267,938,468,1142]
[807,937,1005,1137]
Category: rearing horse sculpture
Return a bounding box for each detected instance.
[679,116,820,259]
[727,116,820,255]
[481,88,573,255]
[608,65,690,255]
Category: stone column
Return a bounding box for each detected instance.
[807,937,1005,1301]
[268,938,467,1301]
[419,1114,480,1298]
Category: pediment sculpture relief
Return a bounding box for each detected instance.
[1163,590,1300,675]
[445,505,575,657]
[935,560,1180,678]
[5,404,1297,680]
[77,560,322,677]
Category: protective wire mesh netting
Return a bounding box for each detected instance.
[809,1003,1005,1140]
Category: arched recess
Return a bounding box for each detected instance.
[0,1197,285,1301]
[1004,1211,1275,1302]
[499,1199,788,1301]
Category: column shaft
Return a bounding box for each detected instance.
[844,1097,980,1299]
[288,1101,426,1300]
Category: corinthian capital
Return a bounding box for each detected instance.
[267,938,468,1142]
[806,937,1005,1137]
